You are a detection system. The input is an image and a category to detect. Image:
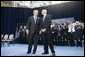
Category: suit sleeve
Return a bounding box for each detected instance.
[46,15,51,30]
[27,17,31,30]
[39,17,42,30]
[39,17,43,30]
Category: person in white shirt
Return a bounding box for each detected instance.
[68,22,75,46]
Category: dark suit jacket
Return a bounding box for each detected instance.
[27,16,41,36]
[40,14,51,31]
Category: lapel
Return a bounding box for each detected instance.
[31,16,35,24]
[32,16,39,24]
[36,17,39,24]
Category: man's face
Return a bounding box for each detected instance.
[41,9,47,15]
[33,10,38,16]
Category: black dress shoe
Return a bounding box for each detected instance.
[42,52,48,55]
[52,52,55,56]
[27,52,31,54]
[32,52,35,54]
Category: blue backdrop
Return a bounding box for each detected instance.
[1,1,84,35]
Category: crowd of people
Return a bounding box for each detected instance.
[19,21,84,47]
[51,21,84,47]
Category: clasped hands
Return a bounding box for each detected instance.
[39,28,46,34]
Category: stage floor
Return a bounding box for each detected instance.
[1,44,84,56]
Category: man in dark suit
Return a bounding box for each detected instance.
[27,10,41,54]
[75,23,82,47]
[40,9,55,56]
[62,23,68,46]
[57,25,62,46]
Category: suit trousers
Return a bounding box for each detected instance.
[40,31,55,53]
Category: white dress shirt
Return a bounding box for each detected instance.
[43,14,46,22]
[33,15,37,23]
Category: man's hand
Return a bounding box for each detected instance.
[41,28,46,32]
[39,30,41,34]
[26,29,29,34]
[52,31,54,33]
[22,29,25,31]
